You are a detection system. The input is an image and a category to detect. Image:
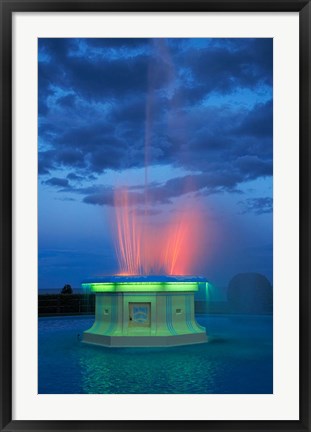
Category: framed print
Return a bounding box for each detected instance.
[1,1,310,431]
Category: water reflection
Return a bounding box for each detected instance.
[38,315,272,394]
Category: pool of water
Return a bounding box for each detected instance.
[38,314,273,394]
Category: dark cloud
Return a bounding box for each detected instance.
[38,38,273,204]
[83,38,151,49]
[238,197,273,215]
[38,38,272,114]
[67,55,149,100]
[83,190,115,206]
[236,156,272,179]
[67,172,84,182]
[234,100,273,138]
[38,150,56,174]
[57,149,85,167]
[189,40,272,90]
[170,38,272,105]
[57,94,77,109]
[80,157,271,207]
[43,177,70,188]
[39,38,151,106]
[38,97,272,177]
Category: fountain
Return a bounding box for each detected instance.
[82,185,209,347]
[82,275,207,347]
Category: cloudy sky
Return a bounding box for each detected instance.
[38,38,273,291]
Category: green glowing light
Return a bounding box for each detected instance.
[82,281,199,293]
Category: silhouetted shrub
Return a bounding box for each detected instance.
[227,273,272,314]
[61,284,73,294]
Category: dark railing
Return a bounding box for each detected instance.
[38,294,95,316]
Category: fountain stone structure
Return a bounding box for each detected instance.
[82,275,207,347]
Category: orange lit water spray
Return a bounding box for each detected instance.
[113,40,205,276]
[113,187,205,275]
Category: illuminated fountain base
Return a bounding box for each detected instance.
[82,276,207,347]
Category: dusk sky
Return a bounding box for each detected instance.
[38,38,273,291]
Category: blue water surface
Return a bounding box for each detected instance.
[38,314,273,394]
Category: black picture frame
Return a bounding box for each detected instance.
[1,1,310,431]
